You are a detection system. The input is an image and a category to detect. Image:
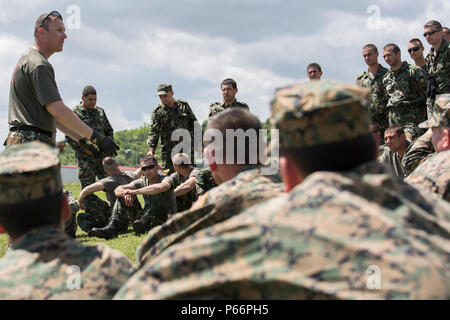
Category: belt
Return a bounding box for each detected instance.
[10,125,53,138]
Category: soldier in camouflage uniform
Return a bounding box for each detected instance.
[405,95,450,201]
[114,155,177,235]
[408,38,428,76]
[0,142,134,299]
[195,166,217,196]
[424,20,450,119]
[147,84,198,174]
[64,190,80,238]
[356,44,390,132]
[382,43,427,141]
[169,153,200,212]
[208,78,249,118]
[66,86,115,233]
[114,81,450,300]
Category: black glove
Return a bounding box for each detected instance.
[91,130,120,156]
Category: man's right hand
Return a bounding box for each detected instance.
[91,131,120,156]
[147,149,154,156]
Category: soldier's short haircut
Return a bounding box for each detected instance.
[140,155,157,164]
[424,20,442,30]
[383,43,401,54]
[0,192,63,238]
[409,38,423,46]
[385,125,405,137]
[281,135,376,176]
[34,13,62,38]
[205,108,262,165]
[221,78,237,89]
[363,44,378,53]
[82,86,97,97]
[172,153,191,168]
[370,122,380,132]
[102,157,118,171]
[307,63,322,73]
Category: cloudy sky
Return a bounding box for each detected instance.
[0,0,448,150]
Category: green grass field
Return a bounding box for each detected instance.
[0,182,148,265]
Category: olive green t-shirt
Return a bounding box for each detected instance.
[8,48,62,133]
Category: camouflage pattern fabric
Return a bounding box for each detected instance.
[170,167,199,212]
[106,197,143,233]
[114,161,450,300]
[147,100,197,173]
[64,191,80,238]
[66,103,114,231]
[208,99,249,118]
[402,129,434,174]
[4,129,55,148]
[195,167,217,196]
[356,64,390,130]
[0,226,135,299]
[378,140,411,180]
[134,166,284,268]
[383,61,427,140]
[405,150,450,202]
[425,40,450,118]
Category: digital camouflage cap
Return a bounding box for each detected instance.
[270,80,370,148]
[419,94,450,129]
[157,84,173,96]
[0,141,62,205]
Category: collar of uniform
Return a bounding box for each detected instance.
[235,164,262,177]
[79,102,96,112]
[223,99,237,107]
[12,226,67,251]
[392,61,409,74]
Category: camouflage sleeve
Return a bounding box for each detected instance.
[414,68,428,98]
[147,110,160,152]
[65,135,82,153]
[195,169,209,196]
[402,129,435,174]
[103,111,114,139]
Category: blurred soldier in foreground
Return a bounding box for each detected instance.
[356,44,389,132]
[170,153,199,212]
[423,20,450,119]
[117,107,284,272]
[66,86,116,233]
[405,95,450,201]
[115,81,450,300]
[379,125,410,179]
[147,84,197,173]
[114,155,176,235]
[209,78,249,117]
[0,142,134,299]
[382,43,427,141]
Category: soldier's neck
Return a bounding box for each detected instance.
[414,57,426,68]
[32,43,52,60]
[432,39,443,51]
[368,63,380,74]
[391,61,403,71]
[224,98,235,106]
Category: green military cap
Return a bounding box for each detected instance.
[157,84,173,96]
[270,80,370,148]
[0,141,62,205]
[419,94,450,129]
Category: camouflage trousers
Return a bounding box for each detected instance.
[109,197,143,232]
[64,191,80,238]
[3,129,55,147]
[75,157,111,233]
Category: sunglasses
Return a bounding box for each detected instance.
[408,46,421,53]
[423,29,440,37]
[141,164,156,171]
[39,11,63,28]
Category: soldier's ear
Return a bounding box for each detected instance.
[0,224,6,234]
[60,195,71,226]
[280,156,305,192]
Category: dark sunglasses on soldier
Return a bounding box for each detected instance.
[423,29,440,37]
[141,164,156,171]
[39,11,63,28]
[408,46,421,53]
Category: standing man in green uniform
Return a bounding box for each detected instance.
[66,86,116,233]
[356,44,390,133]
[424,20,450,119]
[147,84,197,173]
[209,78,249,117]
[382,43,428,141]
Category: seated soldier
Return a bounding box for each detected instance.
[379,125,410,179]
[75,157,143,239]
[115,81,450,300]
[0,142,135,299]
[114,155,177,235]
[195,166,217,196]
[170,153,199,212]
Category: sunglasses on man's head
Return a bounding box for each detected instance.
[423,29,440,37]
[141,164,156,171]
[39,11,63,28]
[408,46,421,53]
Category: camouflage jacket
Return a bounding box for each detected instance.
[147,100,197,166]
[132,166,284,268]
[402,129,434,174]
[66,103,114,161]
[356,64,390,130]
[0,226,135,299]
[170,167,199,212]
[405,149,450,202]
[378,140,410,179]
[208,99,249,118]
[383,61,427,132]
[195,167,217,196]
[426,40,450,96]
[114,161,450,300]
